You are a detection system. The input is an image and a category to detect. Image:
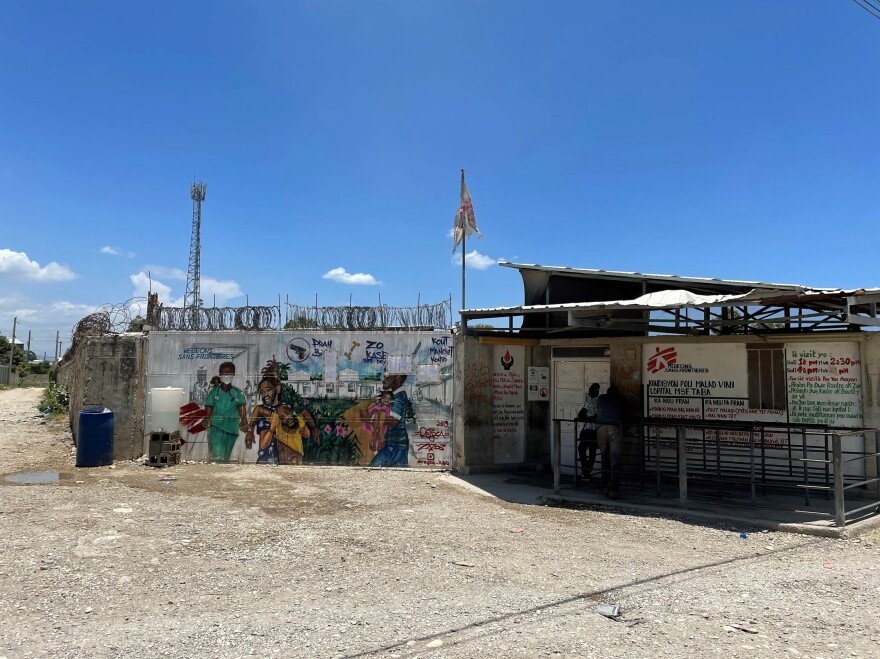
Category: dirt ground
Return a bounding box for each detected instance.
[1,386,879,659]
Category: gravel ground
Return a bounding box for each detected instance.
[1,386,879,659]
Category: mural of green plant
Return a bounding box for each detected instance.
[280,384,362,465]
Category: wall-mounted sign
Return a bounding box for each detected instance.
[527,366,550,401]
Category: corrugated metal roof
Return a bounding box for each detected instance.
[463,287,878,316]
[498,261,822,292]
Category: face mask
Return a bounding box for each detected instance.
[219,375,234,385]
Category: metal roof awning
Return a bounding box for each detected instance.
[498,262,818,293]
[463,285,880,335]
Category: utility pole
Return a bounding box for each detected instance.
[7,316,16,376]
[54,331,60,363]
[26,330,31,359]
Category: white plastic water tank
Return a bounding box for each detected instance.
[148,387,184,433]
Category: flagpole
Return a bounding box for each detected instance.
[460,169,467,332]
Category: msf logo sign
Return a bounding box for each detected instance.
[647,346,677,374]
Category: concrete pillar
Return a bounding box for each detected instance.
[610,342,644,478]
[453,335,493,471]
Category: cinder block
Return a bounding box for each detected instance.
[150,431,170,443]
[148,453,171,467]
[149,449,181,467]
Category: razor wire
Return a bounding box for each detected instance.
[152,305,282,331]
[80,298,450,334]
[285,300,451,330]
[66,297,149,360]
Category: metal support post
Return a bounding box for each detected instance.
[802,430,810,506]
[749,429,756,506]
[833,433,845,528]
[677,426,688,508]
[553,419,561,494]
[656,426,661,497]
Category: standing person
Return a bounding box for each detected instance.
[596,385,626,500]
[204,362,249,463]
[364,374,410,467]
[577,383,601,480]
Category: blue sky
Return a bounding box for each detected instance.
[2,1,879,358]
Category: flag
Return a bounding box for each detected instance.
[452,170,483,253]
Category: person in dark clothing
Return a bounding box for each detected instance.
[596,385,626,499]
[576,383,601,479]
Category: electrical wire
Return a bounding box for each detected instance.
[850,0,880,21]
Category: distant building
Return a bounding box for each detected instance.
[3,336,24,349]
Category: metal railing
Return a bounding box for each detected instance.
[551,417,880,528]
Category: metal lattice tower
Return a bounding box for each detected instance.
[183,181,207,309]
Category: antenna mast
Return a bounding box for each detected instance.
[184,181,206,309]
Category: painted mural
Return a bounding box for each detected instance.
[145,331,454,467]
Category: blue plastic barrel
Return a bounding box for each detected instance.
[77,408,114,467]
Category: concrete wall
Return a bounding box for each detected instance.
[454,336,493,469]
[453,337,550,473]
[0,365,19,386]
[58,334,148,460]
[525,345,551,465]
[609,342,642,477]
[861,333,880,428]
[860,333,880,490]
[457,331,880,479]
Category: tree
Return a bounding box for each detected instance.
[127,316,147,332]
[283,318,320,330]
[29,361,51,375]
[0,337,30,376]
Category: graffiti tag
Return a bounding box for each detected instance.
[311,338,333,357]
[363,340,387,364]
[464,362,491,402]
[417,427,450,440]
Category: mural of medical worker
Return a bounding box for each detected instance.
[362,374,410,467]
[204,362,249,462]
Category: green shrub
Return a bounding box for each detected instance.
[38,382,70,414]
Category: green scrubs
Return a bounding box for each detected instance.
[206,385,246,462]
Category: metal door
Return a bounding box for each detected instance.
[553,359,610,476]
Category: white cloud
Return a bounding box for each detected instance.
[143,265,187,280]
[130,271,183,308]
[452,250,498,270]
[47,300,96,318]
[0,295,98,358]
[200,277,243,306]
[0,249,77,282]
[100,246,135,258]
[129,271,242,308]
[322,267,381,286]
